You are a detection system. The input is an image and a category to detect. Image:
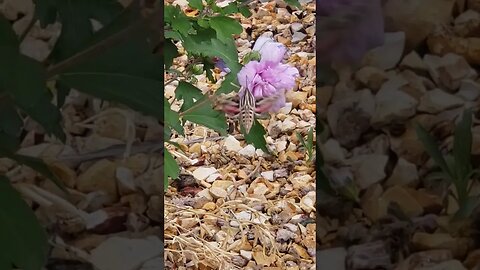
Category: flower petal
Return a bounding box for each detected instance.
[252,36,286,64]
[252,36,274,51]
[259,42,287,64]
[237,61,261,88]
[264,64,299,91]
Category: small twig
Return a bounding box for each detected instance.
[246,158,263,180]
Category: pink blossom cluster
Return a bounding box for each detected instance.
[237,36,299,111]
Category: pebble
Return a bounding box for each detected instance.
[77,159,118,203]
[424,53,477,92]
[418,88,464,114]
[260,171,274,181]
[291,32,307,43]
[239,145,256,157]
[457,79,480,101]
[192,167,218,181]
[350,154,388,190]
[371,86,418,127]
[89,236,163,270]
[224,135,243,152]
[385,158,419,187]
[290,22,303,32]
[362,32,406,70]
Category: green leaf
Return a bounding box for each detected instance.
[175,81,203,112]
[337,178,360,203]
[53,7,163,121]
[182,26,242,94]
[182,98,228,135]
[166,140,183,152]
[0,99,22,140]
[203,61,215,82]
[296,131,307,149]
[209,16,243,43]
[243,119,269,153]
[188,0,204,11]
[415,123,452,179]
[238,6,252,17]
[164,127,172,141]
[0,177,49,270]
[164,149,179,190]
[164,39,179,69]
[0,147,66,192]
[217,71,240,94]
[0,252,10,270]
[165,29,182,41]
[307,127,314,149]
[55,80,70,107]
[445,154,457,180]
[59,73,163,118]
[197,18,210,28]
[0,132,20,153]
[182,28,241,77]
[453,195,480,220]
[164,101,184,136]
[6,56,65,141]
[242,51,261,65]
[0,16,64,141]
[35,0,124,62]
[164,5,177,23]
[284,0,301,8]
[166,6,192,36]
[205,0,217,8]
[220,3,238,15]
[172,12,192,36]
[15,154,66,191]
[34,0,57,27]
[0,15,19,56]
[453,109,473,181]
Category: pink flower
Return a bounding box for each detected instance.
[237,37,299,112]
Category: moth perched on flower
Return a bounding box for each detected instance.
[213,36,299,133]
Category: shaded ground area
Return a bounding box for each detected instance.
[319,1,480,269]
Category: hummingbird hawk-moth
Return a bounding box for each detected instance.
[212,87,285,134]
